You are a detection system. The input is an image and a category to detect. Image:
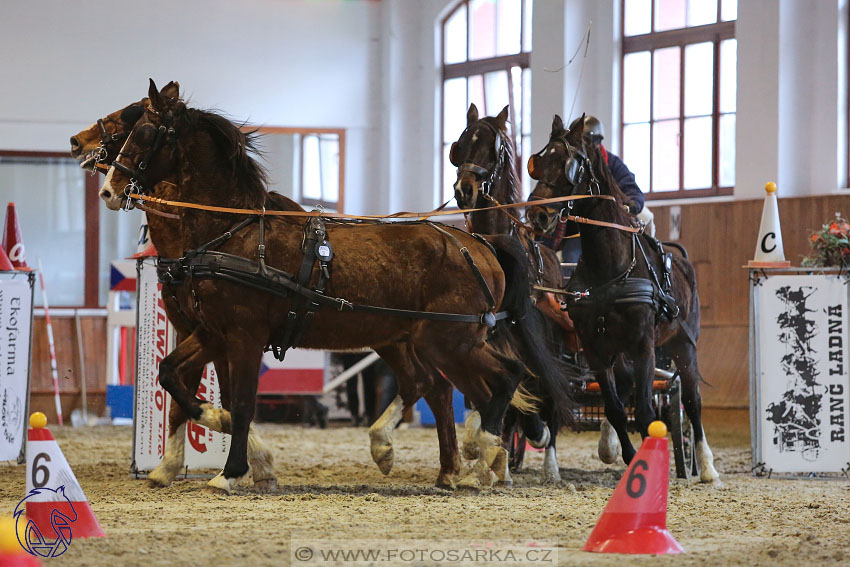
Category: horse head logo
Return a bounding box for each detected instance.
[13,486,77,558]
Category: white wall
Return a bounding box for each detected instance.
[1,0,847,217]
[0,0,382,213]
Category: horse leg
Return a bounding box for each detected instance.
[542,413,561,483]
[630,338,657,438]
[522,411,551,450]
[592,363,636,465]
[207,339,264,495]
[368,344,431,475]
[673,341,720,483]
[462,410,481,460]
[598,355,633,464]
[148,342,205,487]
[158,329,214,423]
[213,354,277,491]
[424,375,462,488]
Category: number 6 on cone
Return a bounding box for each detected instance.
[583,421,684,554]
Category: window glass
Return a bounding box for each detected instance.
[484,70,510,116]
[302,135,321,200]
[523,0,533,51]
[719,39,737,113]
[719,113,736,186]
[655,0,686,32]
[511,66,523,137]
[684,42,714,116]
[624,0,652,36]
[444,77,468,143]
[623,123,651,193]
[683,116,712,189]
[652,120,680,191]
[496,0,522,56]
[521,68,532,135]
[319,135,340,203]
[443,144,456,203]
[721,0,737,21]
[687,0,717,27]
[623,51,652,123]
[469,0,496,60]
[0,156,85,305]
[653,47,681,121]
[444,4,468,64]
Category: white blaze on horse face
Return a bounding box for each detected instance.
[368,395,404,475]
[543,445,561,483]
[100,166,125,210]
[597,418,620,464]
[696,428,720,483]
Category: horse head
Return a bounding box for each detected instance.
[450,103,515,209]
[525,114,627,238]
[69,97,151,172]
[100,79,183,210]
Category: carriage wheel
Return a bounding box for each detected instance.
[668,375,697,480]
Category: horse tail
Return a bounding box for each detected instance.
[487,234,576,427]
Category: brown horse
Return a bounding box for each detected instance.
[526,114,719,482]
[449,103,574,482]
[70,87,278,490]
[99,79,566,490]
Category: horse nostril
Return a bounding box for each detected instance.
[100,189,112,199]
[70,136,79,150]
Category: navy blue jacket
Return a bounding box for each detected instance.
[605,149,644,214]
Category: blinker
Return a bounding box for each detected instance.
[449,142,460,166]
[527,154,540,180]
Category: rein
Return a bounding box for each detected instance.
[126,191,602,222]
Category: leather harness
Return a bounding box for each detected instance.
[157,215,511,361]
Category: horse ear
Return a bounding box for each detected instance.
[552,115,564,134]
[572,113,587,137]
[495,105,509,128]
[160,81,180,102]
[467,103,479,125]
[148,79,164,111]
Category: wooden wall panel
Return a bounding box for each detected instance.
[29,315,107,422]
[651,194,850,407]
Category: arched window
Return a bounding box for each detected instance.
[440,0,534,204]
[621,0,737,199]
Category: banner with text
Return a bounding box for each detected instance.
[0,273,34,462]
[755,274,849,473]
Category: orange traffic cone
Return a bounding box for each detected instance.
[2,203,29,270]
[583,421,684,554]
[0,516,41,566]
[747,182,790,268]
[0,246,13,271]
[20,413,105,545]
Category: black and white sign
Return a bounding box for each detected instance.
[0,272,34,462]
[752,274,850,473]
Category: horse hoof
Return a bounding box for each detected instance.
[253,477,278,493]
[146,473,171,489]
[207,471,247,495]
[435,472,456,490]
[462,442,480,461]
[496,478,514,488]
[598,420,620,464]
[527,425,550,449]
[370,443,394,475]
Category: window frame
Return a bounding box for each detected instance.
[0,150,101,307]
[440,0,532,207]
[620,1,736,200]
[247,126,346,212]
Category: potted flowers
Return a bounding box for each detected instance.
[801,212,850,268]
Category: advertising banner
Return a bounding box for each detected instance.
[0,272,34,462]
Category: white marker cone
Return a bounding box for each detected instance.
[23,413,104,539]
[748,182,791,268]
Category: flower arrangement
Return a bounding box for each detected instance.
[801,212,850,267]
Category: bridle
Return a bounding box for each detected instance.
[450,120,507,198]
[527,133,601,246]
[111,107,177,208]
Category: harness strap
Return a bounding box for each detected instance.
[156,251,508,325]
[428,223,498,310]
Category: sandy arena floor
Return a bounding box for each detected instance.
[1,410,848,566]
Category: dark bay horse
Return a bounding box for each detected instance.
[70,86,278,490]
[525,114,719,483]
[99,79,569,490]
[449,103,574,482]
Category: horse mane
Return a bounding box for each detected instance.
[482,117,521,205]
[182,107,270,207]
